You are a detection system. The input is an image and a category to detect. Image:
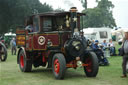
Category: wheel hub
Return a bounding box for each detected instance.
[54,59,60,74]
[20,55,24,68]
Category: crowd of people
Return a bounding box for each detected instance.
[91,39,116,56]
[90,39,114,66]
[89,31,128,78]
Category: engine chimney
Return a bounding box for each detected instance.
[70,7,78,37]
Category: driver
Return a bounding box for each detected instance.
[25,16,34,32]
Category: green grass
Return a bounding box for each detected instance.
[0,49,128,85]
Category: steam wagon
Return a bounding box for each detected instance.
[16,7,99,79]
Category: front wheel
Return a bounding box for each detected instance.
[18,50,32,72]
[83,52,99,77]
[52,53,66,79]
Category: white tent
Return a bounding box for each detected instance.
[111,28,128,41]
[4,32,16,36]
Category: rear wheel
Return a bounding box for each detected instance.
[52,53,66,79]
[0,42,7,61]
[18,50,32,72]
[84,52,99,77]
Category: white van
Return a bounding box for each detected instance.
[83,27,112,43]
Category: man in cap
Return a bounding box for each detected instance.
[121,30,128,78]
[92,40,104,62]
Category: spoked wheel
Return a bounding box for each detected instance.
[52,53,66,79]
[18,50,32,72]
[0,42,7,61]
[83,52,99,77]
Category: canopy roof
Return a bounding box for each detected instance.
[33,11,85,17]
[4,32,16,36]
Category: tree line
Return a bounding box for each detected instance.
[0,0,117,35]
[0,0,53,34]
[81,0,116,28]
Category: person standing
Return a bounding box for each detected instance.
[121,31,128,78]
[10,38,16,55]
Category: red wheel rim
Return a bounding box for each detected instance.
[54,59,60,74]
[20,55,24,68]
[85,57,92,72]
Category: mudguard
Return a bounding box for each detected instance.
[17,47,26,64]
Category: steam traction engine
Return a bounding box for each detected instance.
[16,7,99,79]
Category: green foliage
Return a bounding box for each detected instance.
[82,0,116,28]
[54,8,65,12]
[80,0,87,9]
[0,0,53,34]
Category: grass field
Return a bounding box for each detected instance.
[0,48,128,85]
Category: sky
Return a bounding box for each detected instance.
[39,0,128,28]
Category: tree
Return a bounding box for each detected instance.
[54,8,65,12]
[0,0,53,34]
[80,0,87,9]
[0,0,12,34]
[82,8,103,27]
[81,0,116,28]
